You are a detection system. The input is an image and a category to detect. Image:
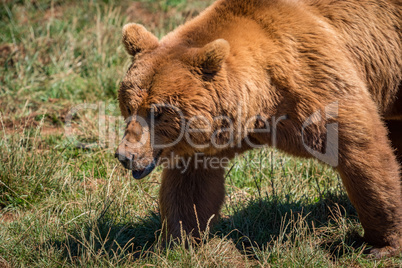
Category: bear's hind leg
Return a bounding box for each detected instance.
[336,101,402,258]
[159,156,225,240]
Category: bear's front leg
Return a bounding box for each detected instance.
[159,155,226,240]
[336,100,402,258]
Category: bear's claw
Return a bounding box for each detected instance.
[365,246,401,259]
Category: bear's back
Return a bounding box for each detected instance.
[161,0,401,114]
[306,0,401,114]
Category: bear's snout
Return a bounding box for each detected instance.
[114,152,135,170]
[115,142,161,180]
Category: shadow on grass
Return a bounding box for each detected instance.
[49,191,361,264]
[213,191,362,261]
[56,211,163,263]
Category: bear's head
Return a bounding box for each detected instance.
[115,23,232,179]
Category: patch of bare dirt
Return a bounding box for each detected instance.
[0,257,10,268]
[80,178,107,192]
[125,1,208,39]
[2,109,67,136]
[0,212,18,223]
[126,2,200,26]
[43,4,63,21]
[4,124,64,136]
[0,44,14,57]
[126,2,161,26]
[0,44,24,68]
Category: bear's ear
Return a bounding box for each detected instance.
[193,39,230,74]
[122,23,159,56]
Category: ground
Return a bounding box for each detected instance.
[0,0,401,267]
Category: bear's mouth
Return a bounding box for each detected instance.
[132,150,162,180]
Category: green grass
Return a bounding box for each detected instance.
[1,0,401,267]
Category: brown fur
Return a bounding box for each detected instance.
[116,0,402,258]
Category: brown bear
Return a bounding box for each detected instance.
[115,0,402,258]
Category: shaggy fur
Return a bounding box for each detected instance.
[116,0,402,258]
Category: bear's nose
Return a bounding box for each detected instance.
[115,153,133,170]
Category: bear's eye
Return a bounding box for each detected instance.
[149,108,162,121]
[155,111,162,120]
[126,106,132,115]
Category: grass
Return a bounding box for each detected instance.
[0,0,401,267]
